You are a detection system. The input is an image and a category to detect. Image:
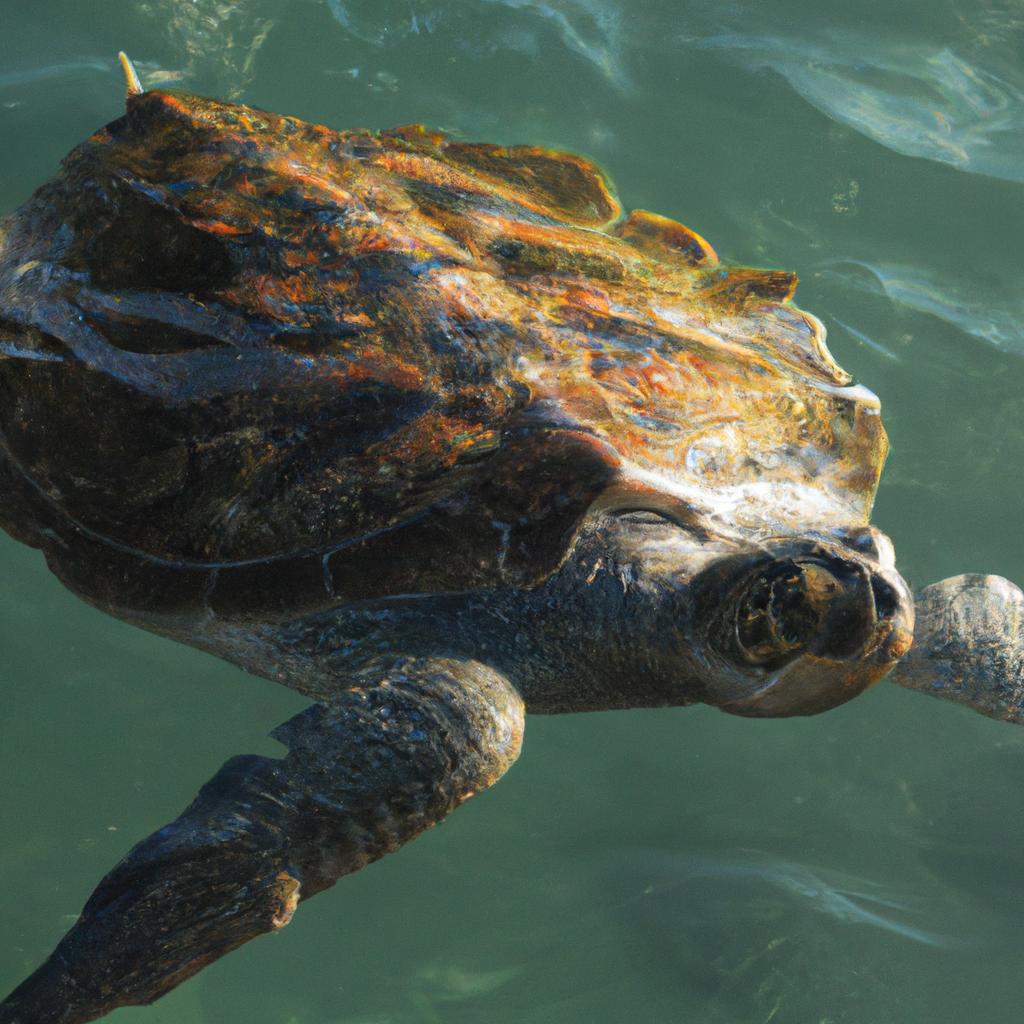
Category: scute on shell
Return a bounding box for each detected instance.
[0,89,885,620]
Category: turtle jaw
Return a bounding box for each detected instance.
[691,539,915,718]
[718,609,914,717]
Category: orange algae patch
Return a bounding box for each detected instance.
[327,351,425,392]
[270,872,301,930]
[186,218,250,236]
[615,209,719,268]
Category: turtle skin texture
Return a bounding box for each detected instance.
[0,85,975,1024]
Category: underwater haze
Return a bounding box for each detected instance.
[2,0,1024,1021]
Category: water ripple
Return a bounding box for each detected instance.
[683,30,1024,182]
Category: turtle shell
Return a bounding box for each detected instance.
[0,90,885,622]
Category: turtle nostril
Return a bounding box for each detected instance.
[870,575,900,621]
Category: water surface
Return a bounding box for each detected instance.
[2,1,1024,1022]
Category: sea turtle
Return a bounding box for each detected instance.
[1,56,1022,1024]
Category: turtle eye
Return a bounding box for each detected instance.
[732,560,840,671]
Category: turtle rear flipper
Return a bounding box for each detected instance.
[890,574,1024,724]
[0,658,524,1024]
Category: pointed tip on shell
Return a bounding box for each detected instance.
[118,51,143,98]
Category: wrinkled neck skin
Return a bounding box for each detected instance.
[185,515,734,714]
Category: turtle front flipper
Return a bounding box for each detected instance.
[0,658,524,1024]
[889,574,1024,723]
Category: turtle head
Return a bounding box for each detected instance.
[687,527,914,717]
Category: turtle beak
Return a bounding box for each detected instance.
[719,564,915,718]
[689,537,917,719]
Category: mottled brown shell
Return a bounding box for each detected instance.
[0,90,885,620]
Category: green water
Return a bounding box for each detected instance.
[2,1,1024,1021]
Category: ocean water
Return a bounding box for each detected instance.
[2,1,1024,1022]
